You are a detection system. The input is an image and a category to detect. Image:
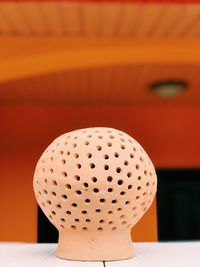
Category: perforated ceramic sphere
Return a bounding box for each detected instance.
[33,127,157,261]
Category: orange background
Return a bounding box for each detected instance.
[1,105,200,242]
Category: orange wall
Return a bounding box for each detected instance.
[0,153,37,242]
[1,105,200,243]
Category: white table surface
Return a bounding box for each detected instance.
[0,242,200,267]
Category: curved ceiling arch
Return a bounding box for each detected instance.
[1,39,200,83]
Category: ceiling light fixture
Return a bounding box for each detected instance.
[150,80,188,98]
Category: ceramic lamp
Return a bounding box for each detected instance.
[33,127,157,261]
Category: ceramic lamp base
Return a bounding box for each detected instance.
[56,229,134,261]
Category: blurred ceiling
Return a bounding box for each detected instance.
[1,62,200,105]
[0,2,200,37]
[0,1,200,105]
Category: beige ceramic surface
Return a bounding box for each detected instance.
[33,127,157,261]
